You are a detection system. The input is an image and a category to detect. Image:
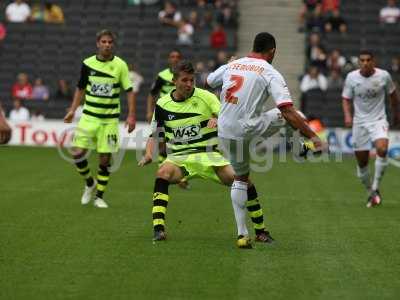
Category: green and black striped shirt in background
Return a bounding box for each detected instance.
[150,68,175,98]
[78,55,133,123]
[152,88,220,155]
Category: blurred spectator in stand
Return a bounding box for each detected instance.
[342,56,358,74]
[306,32,326,63]
[9,99,30,122]
[310,46,327,73]
[128,64,144,95]
[380,0,400,24]
[207,59,216,72]
[195,61,209,88]
[210,23,227,49]
[12,73,32,100]
[327,68,344,90]
[158,1,182,27]
[31,109,45,122]
[56,79,72,101]
[32,78,50,101]
[29,3,44,22]
[324,9,347,33]
[321,0,340,15]
[176,17,194,46]
[196,0,213,28]
[214,50,228,70]
[300,65,328,93]
[188,10,199,28]
[326,49,346,72]
[307,8,325,32]
[5,0,31,23]
[298,0,322,32]
[390,56,400,86]
[0,22,6,46]
[44,2,65,24]
[215,0,237,28]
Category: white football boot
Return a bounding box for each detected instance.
[94,197,109,208]
[81,180,96,205]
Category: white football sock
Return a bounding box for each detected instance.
[372,156,388,191]
[231,180,249,237]
[357,165,370,191]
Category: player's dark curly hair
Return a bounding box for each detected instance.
[253,32,276,53]
[172,60,195,79]
[359,49,374,58]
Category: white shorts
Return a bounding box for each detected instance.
[352,119,389,151]
[218,108,286,176]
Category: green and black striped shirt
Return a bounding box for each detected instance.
[78,55,133,122]
[150,68,175,98]
[152,88,221,155]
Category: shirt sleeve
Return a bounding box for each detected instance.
[206,64,228,88]
[204,91,221,116]
[150,76,165,96]
[151,104,165,139]
[268,72,293,108]
[342,74,353,100]
[120,61,133,92]
[77,63,89,89]
[385,71,396,94]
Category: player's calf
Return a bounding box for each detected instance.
[152,178,170,239]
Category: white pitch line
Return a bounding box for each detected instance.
[388,158,400,168]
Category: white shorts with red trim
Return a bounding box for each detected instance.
[218,108,288,176]
[352,119,389,151]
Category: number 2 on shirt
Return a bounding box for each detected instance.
[225,75,244,104]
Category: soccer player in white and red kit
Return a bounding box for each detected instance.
[207,32,326,247]
[342,50,400,207]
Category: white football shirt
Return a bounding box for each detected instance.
[207,55,293,140]
[342,68,396,124]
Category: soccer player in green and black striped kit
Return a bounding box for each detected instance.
[64,29,136,208]
[139,61,272,247]
[146,50,182,122]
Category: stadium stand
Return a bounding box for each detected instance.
[301,0,400,127]
[0,0,238,120]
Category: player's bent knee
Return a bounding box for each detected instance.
[72,149,87,160]
[156,167,174,181]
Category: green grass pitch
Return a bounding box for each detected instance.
[1,146,400,299]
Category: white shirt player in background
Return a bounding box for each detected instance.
[207,32,326,248]
[342,50,400,208]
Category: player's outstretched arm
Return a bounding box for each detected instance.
[342,98,353,128]
[125,91,136,133]
[64,88,85,123]
[146,94,156,123]
[138,137,154,166]
[279,105,327,152]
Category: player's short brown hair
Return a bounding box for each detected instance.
[172,60,195,79]
[96,29,116,42]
